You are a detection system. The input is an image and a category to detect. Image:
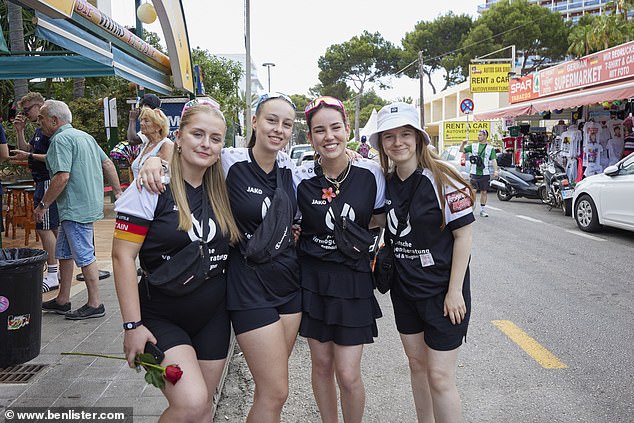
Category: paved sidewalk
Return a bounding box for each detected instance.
[1,218,170,422]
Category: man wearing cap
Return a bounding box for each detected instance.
[127,93,162,146]
[460,130,498,217]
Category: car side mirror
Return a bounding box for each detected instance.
[603,165,619,176]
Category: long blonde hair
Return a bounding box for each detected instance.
[169,104,241,244]
[377,128,476,229]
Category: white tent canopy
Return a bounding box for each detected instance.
[359,108,378,139]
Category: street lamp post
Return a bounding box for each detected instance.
[263,62,275,92]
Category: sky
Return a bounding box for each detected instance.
[112,0,482,100]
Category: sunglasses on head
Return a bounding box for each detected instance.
[181,98,220,117]
[304,96,346,120]
[255,92,296,112]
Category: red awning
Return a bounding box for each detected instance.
[474,80,634,120]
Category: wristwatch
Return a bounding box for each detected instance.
[36,201,48,210]
[123,321,143,331]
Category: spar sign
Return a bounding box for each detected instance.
[443,121,490,142]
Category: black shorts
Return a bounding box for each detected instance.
[390,289,470,351]
[34,180,59,230]
[470,174,490,192]
[139,276,231,360]
[230,290,301,336]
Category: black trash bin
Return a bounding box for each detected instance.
[0,248,48,368]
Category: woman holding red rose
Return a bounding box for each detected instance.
[112,102,240,422]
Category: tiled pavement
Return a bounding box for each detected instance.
[1,200,178,422]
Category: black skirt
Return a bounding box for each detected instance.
[299,256,382,346]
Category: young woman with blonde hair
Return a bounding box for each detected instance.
[370,102,475,423]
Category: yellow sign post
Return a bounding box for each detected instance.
[443,121,491,143]
[469,63,512,93]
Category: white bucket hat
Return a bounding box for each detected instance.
[368,102,429,150]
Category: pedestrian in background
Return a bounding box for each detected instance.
[11,92,60,292]
[129,107,173,179]
[113,103,240,422]
[370,102,475,423]
[37,100,122,320]
[295,96,385,423]
[460,129,498,217]
[358,135,370,158]
[138,94,302,423]
[126,93,162,146]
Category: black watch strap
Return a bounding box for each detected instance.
[123,321,143,331]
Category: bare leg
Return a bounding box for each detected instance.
[426,344,462,423]
[159,345,215,423]
[400,332,435,423]
[308,339,338,423]
[37,229,57,266]
[333,344,365,423]
[279,312,301,357]
[55,258,74,305]
[238,320,291,423]
[79,260,102,308]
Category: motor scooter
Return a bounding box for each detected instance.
[489,166,545,201]
[539,151,574,216]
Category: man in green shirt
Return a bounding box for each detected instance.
[34,100,122,320]
[460,129,498,217]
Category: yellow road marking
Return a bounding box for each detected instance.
[492,320,568,369]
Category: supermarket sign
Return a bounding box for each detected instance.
[443,121,490,142]
[470,63,512,93]
[510,40,634,103]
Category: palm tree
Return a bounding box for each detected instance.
[568,24,595,57]
[7,1,27,100]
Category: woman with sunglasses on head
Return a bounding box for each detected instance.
[112,103,240,422]
[294,96,385,423]
[138,94,302,422]
[369,102,475,423]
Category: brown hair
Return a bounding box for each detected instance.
[247,98,296,148]
[377,129,475,229]
[170,104,240,244]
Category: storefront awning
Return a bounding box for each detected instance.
[475,80,634,120]
[0,12,171,94]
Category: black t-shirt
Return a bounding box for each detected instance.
[114,183,230,275]
[29,128,51,182]
[294,158,385,272]
[222,147,299,309]
[384,168,475,299]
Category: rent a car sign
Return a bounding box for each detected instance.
[443,121,490,142]
[470,63,512,93]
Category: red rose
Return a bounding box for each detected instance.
[164,364,183,385]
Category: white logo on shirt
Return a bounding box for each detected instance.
[387,208,411,237]
[261,197,271,219]
[247,186,263,194]
[325,203,356,231]
[188,214,217,242]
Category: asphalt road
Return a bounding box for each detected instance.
[215,196,634,422]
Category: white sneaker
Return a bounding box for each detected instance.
[479,210,489,217]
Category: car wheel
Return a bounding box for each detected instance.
[574,194,601,232]
[497,189,512,202]
[562,198,572,216]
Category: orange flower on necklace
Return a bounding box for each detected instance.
[322,187,337,203]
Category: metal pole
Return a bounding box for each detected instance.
[134,0,143,38]
[245,0,251,142]
[418,51,425,127]
[263,62,275,92]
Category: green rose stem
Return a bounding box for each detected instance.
[61,352,183,388]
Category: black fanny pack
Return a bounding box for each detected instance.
[243,168,294,264]
[145,186,221,296]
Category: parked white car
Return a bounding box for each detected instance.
[572,152,634,233]
[289,144,313,165]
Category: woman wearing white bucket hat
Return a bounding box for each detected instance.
[370,102,475,423]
